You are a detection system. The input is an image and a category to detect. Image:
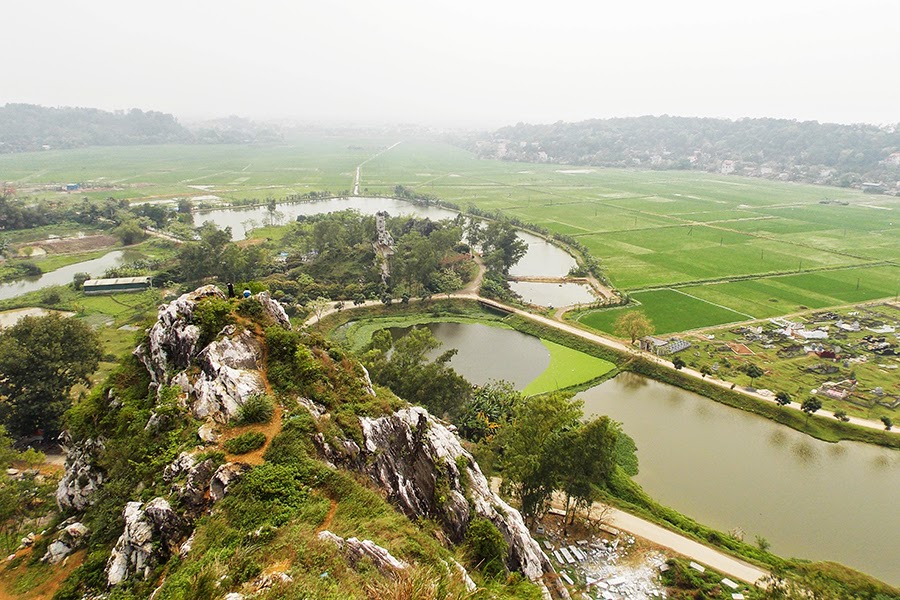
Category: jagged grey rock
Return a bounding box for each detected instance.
[106,498,185,586]
[347,406,562,594]
[42,522,89,564]
[164,452,218,516]
[255,291,291,329]
[136,285,224,384]
[192,328,265,423]
[209,462,249,503]
[317,530,408,576]
[56,436,105,512]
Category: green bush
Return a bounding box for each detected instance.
[237,394,274,424]
[239,463,308,507]
[466,518,508,578]
[192,296,234,348]
[223,432,266,455]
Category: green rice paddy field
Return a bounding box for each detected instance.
[3,138,898,334]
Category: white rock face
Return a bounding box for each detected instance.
[56,436,105,512]
[351,406,559,589]
[42,522,89,564]
[135,287,274,425]
[192,328,265,423]
[106,498,185,586]
[136,285,224,384]
[317,530,408,576]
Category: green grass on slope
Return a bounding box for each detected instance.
[523,339,615,395]
[576,288,750,335]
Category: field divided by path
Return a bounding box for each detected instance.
[577,288,752,335]
[6,139,898,334]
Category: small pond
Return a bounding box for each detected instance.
[388,322,550,389]
[509,281,595,307]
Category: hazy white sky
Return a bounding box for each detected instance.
[3,0,898,127]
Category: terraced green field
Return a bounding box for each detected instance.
[5,138,898,335]
[576,289,751,335]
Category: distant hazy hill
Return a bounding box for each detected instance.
[0,104,284,152]
[0,103,193,152]
[464,116,900,191]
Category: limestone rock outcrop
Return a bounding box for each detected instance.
[136,285,224,384]
[56,435,105,512]
[312,404,564,595]
[42,522,89,564]
[255,291,291,330]
[106,498,186,586]
[192,327,265,423]
[317,530,408,577]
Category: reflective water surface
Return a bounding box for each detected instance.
[578,373,900,585]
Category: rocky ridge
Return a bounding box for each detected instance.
[54,287,565,597]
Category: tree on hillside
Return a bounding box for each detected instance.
[0,314,101,438]
[881,416,893,431]
[614,311,654,344]
[458,380,521,442]
[672,356,685,370]
[775,391,791,406]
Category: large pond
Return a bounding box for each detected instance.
[388,322,550,389]
[0,250,140,301]
[578,373,900,586]
[509,230,577,278]
[195,197,459,241]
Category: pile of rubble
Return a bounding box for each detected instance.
[540,518,668,599]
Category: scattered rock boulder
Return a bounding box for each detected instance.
[42,522,89,564]
[318,530,408,577]
[210,462,249,503]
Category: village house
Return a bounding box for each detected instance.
[640,336,691,356]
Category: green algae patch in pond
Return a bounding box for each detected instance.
[522,339,616,395]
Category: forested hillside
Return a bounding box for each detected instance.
[0,104,192,152]
[463,116,900,191]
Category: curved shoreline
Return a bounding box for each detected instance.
[308,294,899,447]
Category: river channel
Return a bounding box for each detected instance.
[390,322,899,585]
[0,250,140,302]
[197,197,578,279]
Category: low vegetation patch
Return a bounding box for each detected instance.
[236,393,275,424]
[223,431,267,455]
